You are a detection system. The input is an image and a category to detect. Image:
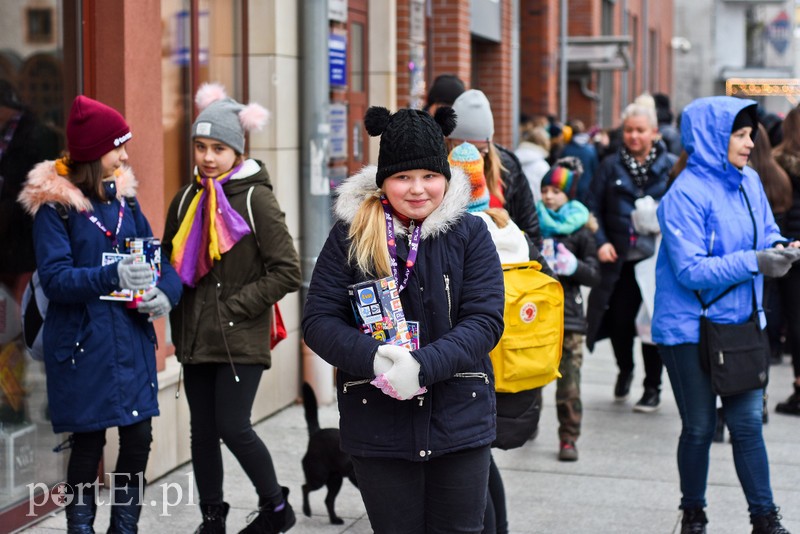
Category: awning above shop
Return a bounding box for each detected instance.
[566,36,632,75]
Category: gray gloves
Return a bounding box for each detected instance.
[756,249,794,278]
[117,256,153,290]
[137,288,172,321]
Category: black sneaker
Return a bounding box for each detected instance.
[633,387,660,413]
[775,387,800,416]
[614,373,633,401]
[751,509,789,534]
[681,508,708,534]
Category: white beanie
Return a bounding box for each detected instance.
[448,89,495,140]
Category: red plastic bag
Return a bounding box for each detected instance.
[271,303,287,349]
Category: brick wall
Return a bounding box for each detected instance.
[475,0,514,148]
[520,0,559,121]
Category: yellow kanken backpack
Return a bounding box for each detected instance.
[490,261,564,393]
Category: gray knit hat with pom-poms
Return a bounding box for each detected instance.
[364,106,457,187]
[192,82,269,154]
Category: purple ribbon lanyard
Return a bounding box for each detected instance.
[381,195,421,293]
[83,200,125,250]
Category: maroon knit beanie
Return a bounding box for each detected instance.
[67,96,132,162]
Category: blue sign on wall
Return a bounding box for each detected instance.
[329,33,347,87]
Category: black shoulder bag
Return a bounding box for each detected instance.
[694,184,769,397]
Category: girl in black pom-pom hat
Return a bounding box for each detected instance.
[303,107,505,533]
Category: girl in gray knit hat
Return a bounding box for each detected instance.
[162,82,302,534]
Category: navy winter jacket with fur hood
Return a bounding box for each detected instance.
[19,161,182,433]
[302,166,505,461]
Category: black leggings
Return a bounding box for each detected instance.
[67,419,152,494]
[183,363,281,507]
[606,260,663,389]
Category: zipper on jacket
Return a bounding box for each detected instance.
[454,372,490,384]
[718,351,724,366]
[343,378,371,393]
[709,230,715,255]
[443,274,453,328]
[408,220,416,246]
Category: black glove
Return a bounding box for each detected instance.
[756,250,792,278]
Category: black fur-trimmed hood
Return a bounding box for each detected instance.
[333,165,472,239]
[775,150,800,181]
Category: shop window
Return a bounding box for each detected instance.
[0,1,77,528]
[161,0,246,209]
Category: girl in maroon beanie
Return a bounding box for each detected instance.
[19,95,182,533]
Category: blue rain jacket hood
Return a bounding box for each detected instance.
[652,96,785,346]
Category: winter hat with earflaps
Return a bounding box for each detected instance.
[364,106,457,188]
[192,82,270,154]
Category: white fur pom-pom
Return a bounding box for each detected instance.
[239,103,270,132]
[195,82,227,111]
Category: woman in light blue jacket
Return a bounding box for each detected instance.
[653,96,795,534]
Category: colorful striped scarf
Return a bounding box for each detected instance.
[171,163,251,286]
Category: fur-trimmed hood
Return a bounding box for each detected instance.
[18,160,138,216]
[333,165,472,239]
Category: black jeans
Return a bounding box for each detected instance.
[606,260,663,390]
[67,419,152,501]
[482,455,508,534]
[183,363,281,507]
[352,445,491,534]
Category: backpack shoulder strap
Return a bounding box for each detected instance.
[176,185,196,223]
[246,185,259,246]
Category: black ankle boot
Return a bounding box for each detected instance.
[238,487,296,534]
[775,384,800,416]
[66,490,97,534]
[751,509,790,534]
[681,508,708,534]
[107,485,143,534]
[195,502,230,534]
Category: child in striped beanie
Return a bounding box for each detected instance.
[448,142,529,263]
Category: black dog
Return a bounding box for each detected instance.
[301,382,358,525]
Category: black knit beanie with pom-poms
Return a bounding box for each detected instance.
[364,106,457,187]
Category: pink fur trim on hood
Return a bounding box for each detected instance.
[18,160,138,216]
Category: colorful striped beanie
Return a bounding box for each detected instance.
[541,157,582,199]
[448,142,489,212]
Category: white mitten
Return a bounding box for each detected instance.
[373,345,394,376]
[370,344,426,400]
[631,196,660,235]
[554,243,578,276]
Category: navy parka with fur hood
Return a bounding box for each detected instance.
[302,166,505,461]
[19,161,183,434]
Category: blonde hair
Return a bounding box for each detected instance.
[484,207,511,228]
[348,194,392,277]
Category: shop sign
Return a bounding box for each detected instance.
[329,103,348,160]
[329,33,347,88]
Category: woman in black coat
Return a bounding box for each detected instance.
[586,102,675,412]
